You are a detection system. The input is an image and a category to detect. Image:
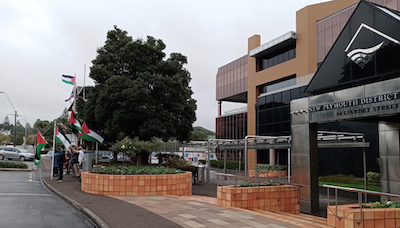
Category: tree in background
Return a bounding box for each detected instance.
[111,137,161,165]
[0,133,11,145]
[77,26,197,144]
[190,126,215,141]
[190,131,208,141]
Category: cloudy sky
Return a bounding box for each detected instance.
[0,0,325,132]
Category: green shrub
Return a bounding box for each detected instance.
[199,159,206,164]
[177,165,197,175]
[367,172,380,183]
[254,165,286,172]
[209,160,244,170]
[363,200,400,208]
[238,181,281,187]
[319,174,359,184]
[92,165,183,175]
[0,161,28,169]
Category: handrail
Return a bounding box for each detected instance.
[322,184,400,198]
[322,184,400,225]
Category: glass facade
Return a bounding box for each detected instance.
[215,112,247,161]
[216,55,248,101]
[259,49,296,71]
[257,85,307,136]
[256,84,380,176]
[259,77,296,94]
[257,44,296,72]
[317,0,400,63]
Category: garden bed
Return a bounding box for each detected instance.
[327,203,400,228]
[248,169,287,178]
[217,184,299,214]
[81,171,192,196]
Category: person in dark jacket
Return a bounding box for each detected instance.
[57,149,66,182]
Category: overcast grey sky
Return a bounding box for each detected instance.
[0,0,326,132]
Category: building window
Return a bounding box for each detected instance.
[257,85,308,136]
[257,45,296,71]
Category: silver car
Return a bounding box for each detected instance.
[0,147,34,161]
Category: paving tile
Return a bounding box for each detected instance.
[179,214,198,219]
[268,224,289,228]
[182,220,205,228]
[187,201,205,206]
[246,221,269,228]
[207,218,230,225]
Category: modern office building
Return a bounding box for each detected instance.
[216,0,400,213]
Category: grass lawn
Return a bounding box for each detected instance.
[319,181,381,192]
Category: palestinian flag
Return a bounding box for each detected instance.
[35,130,47,166]
[80,122,104,144]
[69,111,81,131]
[56,126,71,149]
[62,75,75,86]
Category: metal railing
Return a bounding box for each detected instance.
[216,173,301,203]
[323,185,400,224]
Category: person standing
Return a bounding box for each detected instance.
[57,149,66,182]
[65,148,71,174]
[69,145,79,177]
[77,146,84,182]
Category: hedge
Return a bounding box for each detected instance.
[209,160,245,170]
[0,161,29,169]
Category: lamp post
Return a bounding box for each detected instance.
[0,92,17,147]
[14,114,27,148]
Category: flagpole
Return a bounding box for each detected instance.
[96,141,98,164]
[51,121,56,180]
[73,73,77,114]
[83,65,86,100]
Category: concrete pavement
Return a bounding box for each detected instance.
[40,158,327,228]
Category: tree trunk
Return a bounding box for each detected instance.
[137,152,149,166]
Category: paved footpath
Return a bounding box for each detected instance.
[41,158,326,228]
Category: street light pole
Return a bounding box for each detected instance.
[0,92,17,147]
[16,114,28,148]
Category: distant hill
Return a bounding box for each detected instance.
[193,126,215,136]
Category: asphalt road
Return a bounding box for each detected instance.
[0,161,95,228]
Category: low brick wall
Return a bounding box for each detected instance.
[249,169,287,178]
[327,204,400,228]
[217,185,299,214]
[81,171,192,196]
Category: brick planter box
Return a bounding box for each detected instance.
[327,204,400,228]
[81,171,192,196]
[217,185,299,214]
[249,169,287,178]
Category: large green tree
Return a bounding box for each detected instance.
[77,26,197,143]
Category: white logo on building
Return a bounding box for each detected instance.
[345,23,400,69]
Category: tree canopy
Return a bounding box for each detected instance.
[77,26,197,143]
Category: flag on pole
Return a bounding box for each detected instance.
[65,89,74,102]
[56,126,71,149]
[35,130,47,166]
[80,122,104,144]
[62,75,75,86]
[69,111,82,131]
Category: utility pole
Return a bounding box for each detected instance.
[0,92,17,147]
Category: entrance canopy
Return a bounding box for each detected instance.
[188,131,368,151]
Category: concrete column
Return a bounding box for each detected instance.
[291,97,319,214]
[269,148,276,165]
[378,122,400,199]
[218,101,222,117]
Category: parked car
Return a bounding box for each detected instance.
[0,147,34,161]
[102,153,131,163]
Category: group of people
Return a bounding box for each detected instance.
[56,145,84,182]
